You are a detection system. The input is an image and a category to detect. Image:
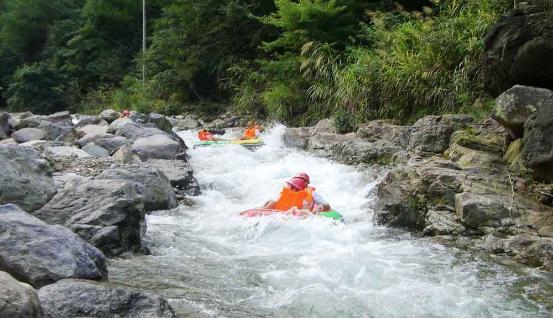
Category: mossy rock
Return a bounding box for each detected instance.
[503,139,527,172]
[450,130,505,154]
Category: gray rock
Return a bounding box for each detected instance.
[96,166,177,210]
[15,112,72,130]
[37,120,75,142]
[0,271,42,317]
[522,94,553,182]
[0,138,17,145]
[0,112,10,140]
[129,111,149,124]
[356,120,411,148]
[45,146,91,158]
[0,145,56,212]
[11,128,46,143]
[74,115,106,127]
[455,192,519,228]
[423,210,465,236]
[483,5,553,96]
[38,279,175,318]
[312,118,336,134]
[112,145,140,163]
[408,115,472,155]
[116,122,168,141]
[538,226,553,238]
[516,237,553,270]
[99,109,121,123]
[108,117,134,133]
[144,159,200,195]
[132,134,182,160]
[76,124,109,138]
[283,127,311,150]
[77,134,130,154]
[170,115,201,130]
[82,143,110,158]
[149,112,173,133]
[493,85,552,136]
[34,179,146,256]
[0,204,107,288]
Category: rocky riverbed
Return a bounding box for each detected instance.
[284,84,553,272]
[1,85,553,317]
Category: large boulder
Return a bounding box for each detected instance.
[455,192,520,228]
[37,121,75,142]
[0,204,107,288]
[169,115,202,130]
[132,134,182,160]
[38,279,175,318]
[96,166,177,211]
[11,128,46,143]
[522,94,553,182]
[283,127,311,150]
[144,159,200,195]
[108,117,134,133]
[76,124,109,138]
[148,112,173,133]
[0,112,10,140]
[0,145,56,212]
[16,112,72,130]
[0,271,42,317]
[493,85,553,136]
[74,115,106,127]
[34,179,146,256]
[408,115,473,155]
[99,109,121,123]
[483,3,553,96]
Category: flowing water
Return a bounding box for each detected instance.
[109,125,553,317]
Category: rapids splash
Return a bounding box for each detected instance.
[109,125,553,317]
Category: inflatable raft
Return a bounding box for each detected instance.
[193,138,264,149]
[239,208,343,221]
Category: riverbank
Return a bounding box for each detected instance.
[283,84,553,272]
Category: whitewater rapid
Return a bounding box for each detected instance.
[109,125,553,317]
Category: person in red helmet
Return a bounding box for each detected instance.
[262,172,331,214]
[121,110,131,118]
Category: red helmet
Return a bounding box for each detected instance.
[286,172,310,190]
[122,110,130,117]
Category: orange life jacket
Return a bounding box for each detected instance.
[274,186,314,211]
[198,130,213,141]
[243,127,257,139]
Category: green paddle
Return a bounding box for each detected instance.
[319,210,343,221]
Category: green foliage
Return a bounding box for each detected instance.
[6,63,67,114]
[334,108,357,133]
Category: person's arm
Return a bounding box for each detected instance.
[312,192,331,212]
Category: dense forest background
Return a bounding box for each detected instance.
[0,0,512,128]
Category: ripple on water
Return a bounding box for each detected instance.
[108,124,553,317]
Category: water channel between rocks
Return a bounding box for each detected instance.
[109,125,553,317]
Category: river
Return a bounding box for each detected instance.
[109,125,553,317]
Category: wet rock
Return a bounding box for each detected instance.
[493,85,552,136]
[0,145,55,212]
[144,159,200,196]
[99,109,120,123]
[45,146,91,159]
[374,168,426,230]
[522,93,553,182]
[11,127,46,143]
[283,127,311,150]
[132,134,182,160]
[0,112,10,140]
[96,166,177,211]
[76,124,109,138]
[0,204,107,288]
[0,271,42,317]
[82,143,110,158]
[455,192,519,228]
[483,4,553,96]
[423,210,465,236]
[38,279,175,318]
[516,237,553,270]
[34,179,146,256]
